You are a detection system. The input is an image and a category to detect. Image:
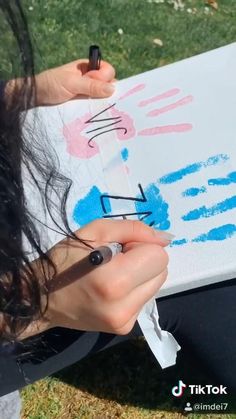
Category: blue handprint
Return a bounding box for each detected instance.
[73,182,170,230]
[72,152,236,246]
[157,153,236,246]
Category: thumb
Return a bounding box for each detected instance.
[77,76,115,98]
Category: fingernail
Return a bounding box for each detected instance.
[102,83,115,96]
[154,230,175,241]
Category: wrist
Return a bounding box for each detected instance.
[17,293,56,340]
[35,70,59,106]
[35,71,48,106]
[17,260,60,340]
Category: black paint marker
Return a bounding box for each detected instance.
[89,242,123,266]
[88,45,101,71]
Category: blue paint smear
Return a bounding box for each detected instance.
[170,238,188,246]
[182,195,236,221]
[192,224,236,242]
[121,147,129,162]
[73,186,111,226]
[208,171,236,186]
[135,183,170,230]
[182,186,207,197]
[170,224,236,246]
[159,154,229,184]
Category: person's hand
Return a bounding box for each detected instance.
[4,59,115,109]
[35,59,116,106]
[26,219,171,338]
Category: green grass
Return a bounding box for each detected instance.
[25,0,236,78]
[1,0,236,80]
[1,0,236,417]
[21,339,236,418]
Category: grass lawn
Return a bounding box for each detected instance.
[1,0,236,417]
[21,338,236,419]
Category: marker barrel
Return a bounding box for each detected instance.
[89,243,122,265]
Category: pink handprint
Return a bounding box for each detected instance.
[63,83,193,159]
[63,104,135,159]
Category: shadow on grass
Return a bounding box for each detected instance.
[53,338,236,415]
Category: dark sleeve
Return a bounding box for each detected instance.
[157,277,236,392]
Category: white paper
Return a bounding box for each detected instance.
[23,43,236,367]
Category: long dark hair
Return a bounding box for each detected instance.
[0,1,88,342]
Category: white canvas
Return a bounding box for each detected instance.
[24,42,236,298]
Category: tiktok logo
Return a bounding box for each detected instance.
[171,380,187,397]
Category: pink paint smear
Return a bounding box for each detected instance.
[138,88,180,107]
[138,123,193,136]
[63,113,100,159]
[118,84,145,100]
[147,95,193,117]
[110,107,136,140]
